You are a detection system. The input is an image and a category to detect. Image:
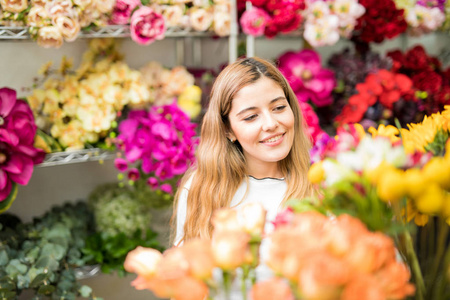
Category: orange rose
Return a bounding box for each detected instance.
[124,246,162,278]
[250,277,295,300]
[341,275,386,300]
[238,202,266,236]
[211,230,250,270]
[211,208,241,233]
[375,262,416,299]
[182,238,216,280]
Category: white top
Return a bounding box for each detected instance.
[175,175,287,281]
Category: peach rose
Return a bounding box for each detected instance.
[45,0,72,17]
[341,276,386,300]
[213,11,230,36]
[375,262,416,299]
[94,0,115,14]
[250,277,295,300]
[238,202,266,236]
[181,239,216,280]
[189,7,213,32]
[53,15,80,42]
[162,4,184,27]
[124,246,163,279]
[211,208,241,233]
[0,0,27,13]
[211,230,250,270]
[27,6,51,27]
[162,66,195,96]
[36,26,64,49]
[73,0,92,9]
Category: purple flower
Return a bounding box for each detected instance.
[278,49,336,107]
[147,177,158,189]
[128,168,140,181]
[0,88,45,203]
[114,158,128,172]
[160,183,173,195]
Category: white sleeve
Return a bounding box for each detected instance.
[174,176,193,246]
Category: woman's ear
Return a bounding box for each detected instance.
[226,132,236,143]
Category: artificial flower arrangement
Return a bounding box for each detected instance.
[0,87,45,213]
[307,106,450,299]
[394,0,446,35]
[113,102,198,195]
[110,0,232,45]
[0,0,114,48]
[27,39,151,151]
[123,202,415,300]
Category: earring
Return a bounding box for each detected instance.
[228,137,235,143]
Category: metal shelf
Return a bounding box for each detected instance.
[0,25,218,40]
[38,148,116,167]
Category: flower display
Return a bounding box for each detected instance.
[28,39,151,151]
[0,0,115,48]
[124,202,266,300]
[114,102,198,193]
[303,0,365,47]
[335,69,417,128]
[395,0,446,35]
[111,0,142,25]
[0,87,45,212]
[278,49,336,107]
[307,109,450,299]
[352,0,407,43]
[387,45,450,117]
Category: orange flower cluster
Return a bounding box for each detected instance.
[260,211,416,300]
[123,202,267,300]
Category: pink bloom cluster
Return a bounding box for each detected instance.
[0,88,45,202]
[278,49,336,107]
[115,102,198,193]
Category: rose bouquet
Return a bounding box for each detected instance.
[306,106,450,299]
[0,87,45,212]
[0,0,115,48]
[114,102,198,196]
[27,39,152,151]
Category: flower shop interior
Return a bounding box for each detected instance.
[1,0,450,300]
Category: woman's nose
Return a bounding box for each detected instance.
[261,113,279,131]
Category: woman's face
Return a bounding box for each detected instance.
[227,76,295,176]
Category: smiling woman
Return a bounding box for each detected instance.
[172,56,313,247]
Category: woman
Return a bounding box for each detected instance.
[173,56,313,246]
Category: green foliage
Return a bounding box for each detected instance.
[425,128,449,156]
[0,202,97,300]
[82,229,164,277]
[131,177,175,209]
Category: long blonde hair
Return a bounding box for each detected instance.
[172,57,312,244]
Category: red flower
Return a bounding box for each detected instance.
[412,71,443,94]
[404,45,430,71]
[387,50,405,72]
[435,86,450,104]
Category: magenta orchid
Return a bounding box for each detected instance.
[115,102,198,193]
[0,87,45,211]
[278,49,336,107]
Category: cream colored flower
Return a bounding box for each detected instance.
[53,15,80,42]
[162,4,184,27]
[213,11,230,36]
[94,0,115,14]
[73,0,92,9]
[27,6,51,27]
[189,7,214,32]
[124,247,163,278]
[37,26,64,48]
[162,66,195,96]
[51,119,85,150]
[76,103,116,133]
[140,61,166,87]
[31,0,46,7]
[0,0,28,13]
[237,202,267,236]
[45,0,73,18]
[193,0,210,7]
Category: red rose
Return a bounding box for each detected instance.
[412,71,442,94]
[404,46,429,71]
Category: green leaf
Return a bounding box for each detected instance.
[0,280,15,290]
[40,243,66,261]
[79,285,92,297]
[0,183,18,213]
[35,256,59,271]
[37,284,55,295]
[29,273,47,288]
[5,259,27,277]
[0,250,8,266]
[0,288,16,299]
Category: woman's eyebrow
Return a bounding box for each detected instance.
[236,96,286,117]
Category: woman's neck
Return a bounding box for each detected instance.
[246,162,283,179]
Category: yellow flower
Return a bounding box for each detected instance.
[365,161,392,186]
[368,124,400,144]
[402,200,429,226]
[404,168,427,199]
[415,183,445,214]
[178,85,202,119]
[308,161,325,184]
[401,107,450,154]
[422,157,450,190]
[377,168,407,203]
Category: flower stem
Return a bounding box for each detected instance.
[222,270,232,300]
[241,265,249,300]
[404,231,426,300]
[428,219,449,298]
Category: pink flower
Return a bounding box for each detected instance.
[111,0,141,25]
[0,88,45,203]
[298,101,324,143]
[278,49,336,107]
[130,6,166,45]
[240,7,270,37]
[114,157,128,171]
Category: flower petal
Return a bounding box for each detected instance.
[0,128,19,146]
[0,169,8,190]
[9,156,33,185]
[0,88,17,117]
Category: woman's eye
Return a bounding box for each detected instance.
[244,114,257,121]
[274,105,286,111]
